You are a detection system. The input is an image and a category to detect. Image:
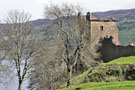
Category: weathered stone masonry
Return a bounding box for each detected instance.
[86,12,135,62]
[86,12,120,45]
[98,37,135,62]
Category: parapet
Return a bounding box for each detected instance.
[86,12,117,22]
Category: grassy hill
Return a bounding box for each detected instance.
[63,81,135,90]
[102,56,135,65]
[58,56,135,90]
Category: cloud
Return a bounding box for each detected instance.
[0,0,135,21]
[124,0,135,3]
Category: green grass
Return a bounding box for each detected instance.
[58,56,135,90]
[59,69,90,88]
[72,69,90,84]
[102,56,135,65]
[61,81,135,90]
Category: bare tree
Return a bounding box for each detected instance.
[28,41,66,90]
[44,4,93,88]
[0,10,42,90]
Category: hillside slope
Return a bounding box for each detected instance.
[28,8,135,26]
[58,56,135,90]
[92,8,135,21]
[1,8,135,45]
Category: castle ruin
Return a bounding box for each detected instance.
[86,12,120,45]
[85,12,135,62]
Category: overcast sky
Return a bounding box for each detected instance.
[0,0,135,90]
[0,0,135,21]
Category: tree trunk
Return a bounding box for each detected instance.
[18,79,22,90]
[67,65,72,88]
[75,63,78,75]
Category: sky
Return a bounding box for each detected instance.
[0,0,135,90]
[0,0,135,21]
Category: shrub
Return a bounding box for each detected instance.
[87,69,106,82]
[84,64,135,82]
[125,64,135,80]
[106,64,122,76]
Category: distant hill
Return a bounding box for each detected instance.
[14,8,132,28]
[21,8,134,27]
[92,8,135,21]
[1,8,135,26]
[29,19,52,26]
[1,8,135,45]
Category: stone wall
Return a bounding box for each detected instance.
[98,37,135,62]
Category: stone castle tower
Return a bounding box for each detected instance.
[86,12,120,45]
